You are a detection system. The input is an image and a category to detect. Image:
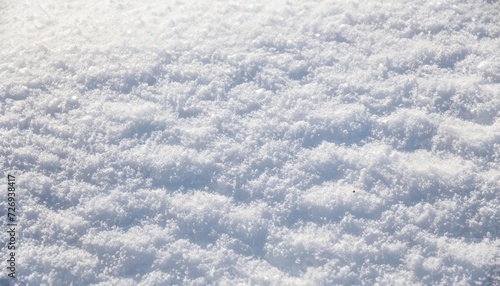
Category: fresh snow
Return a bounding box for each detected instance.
[0,0,499,285]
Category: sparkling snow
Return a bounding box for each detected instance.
[1,0,499,285]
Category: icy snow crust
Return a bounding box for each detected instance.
[1,0,499,285]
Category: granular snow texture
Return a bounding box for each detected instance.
[0,0,499,285]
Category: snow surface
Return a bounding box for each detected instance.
[1,0,499,285]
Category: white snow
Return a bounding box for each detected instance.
[1,0,499,285]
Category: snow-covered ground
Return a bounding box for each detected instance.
[1,0,499,285]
